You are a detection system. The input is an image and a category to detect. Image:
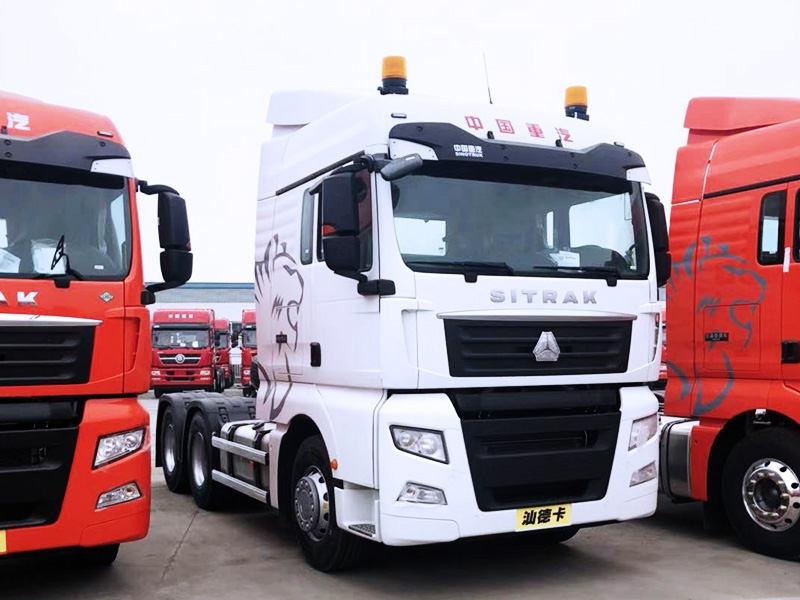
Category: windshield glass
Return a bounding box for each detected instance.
[216,332,229,349]
[241,327,257,348]
[390,165,649,279]
[0,161,131,279]
[152,328,211,349]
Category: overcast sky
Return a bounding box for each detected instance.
[2,0,799,283]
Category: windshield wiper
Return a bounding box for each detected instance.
[33,235,84,288]
[528,264,620,285]
[405,260,515,280]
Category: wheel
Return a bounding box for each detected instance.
[722,428,800,560]
[291,435,366,572]
[226,373,234,389]
[214,369,225,393]
[186,412,232,510]
[74,544,119,567]
[527,526,580,544]
[160,404,189,493]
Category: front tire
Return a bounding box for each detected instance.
[291,435,366,572]
[722,428,800,560]
[186,412,232,510]
[160,404,188,493]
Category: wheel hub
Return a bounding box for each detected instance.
[294,467,329,541]
[191,432,207,488]
[163,423,177,474]
[742,458,800,532]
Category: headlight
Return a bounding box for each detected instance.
[94,428,145,467]
[243,369,250,376]
[391,426,448,463]
[200,370,211,376]
[628,414,658,450]
[151,370,161,376]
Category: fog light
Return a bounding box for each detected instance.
[630,461,657,486]
[628,414,658,450]
[97,482,142,509]
[391,426,448,463]
[398,482,447,504]
[94,428,145,467]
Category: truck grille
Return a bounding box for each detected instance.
[160,354,201,365]
[0,399,82,528]
[0,326,95,386]
[443,319,632,377]
[449,386,620,511]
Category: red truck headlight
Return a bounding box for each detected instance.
[94,427,146,468]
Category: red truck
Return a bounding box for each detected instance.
[151,308,223,396]
[0,91,191,564]
[214,318,233,389]
[660,96,800,559]
[239,308,257,396]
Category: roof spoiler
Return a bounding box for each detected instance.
[685,97,800,144]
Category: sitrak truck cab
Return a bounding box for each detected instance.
[660,97,800,560]
[156,57,671,571]
[0,91,192,564]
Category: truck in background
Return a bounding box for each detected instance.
[156,57,670,571]
[660,97,800,559]
[215,318,234,389]
[151,308,222,396]
[239,308,257,396]
[0,91,192,564]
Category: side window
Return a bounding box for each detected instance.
[300,189,314,265]
[758,190,786,265]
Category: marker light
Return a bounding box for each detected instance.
[565,85,589,121]
[379,56,409,95]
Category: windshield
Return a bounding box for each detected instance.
[152,328,211,349]
[216,332,229,349]
[390,165,649,280]
[0,161,131,279]
[241,327,257,348]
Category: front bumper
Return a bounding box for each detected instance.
[338,386,658,546]
[0,398,150,555]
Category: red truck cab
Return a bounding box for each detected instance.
[151,308,221,396]
[214,318,233,389]
[240,308,257,396]
[660,97,800,560]
[0,91,191,564]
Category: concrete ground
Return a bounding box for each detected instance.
[1,397,799,599]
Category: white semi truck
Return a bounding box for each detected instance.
[156,56,671,572]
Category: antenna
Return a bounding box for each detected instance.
[483,52,493,105]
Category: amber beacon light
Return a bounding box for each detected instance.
[378,56,408,95]
[565,85,589,121]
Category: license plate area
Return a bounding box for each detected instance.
[515,504,572,531]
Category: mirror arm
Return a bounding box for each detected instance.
[137,179,179,196]
[334,270,368,284]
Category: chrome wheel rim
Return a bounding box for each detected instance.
[191,432,207,488]
[742,457,800,531]
[294,466,329,542]
[163,421,177,474]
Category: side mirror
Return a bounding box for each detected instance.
[141,187,193,301]
[320,173,364,274]
[645,192,671,287]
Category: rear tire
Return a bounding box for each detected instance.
[160,404,189,493]
[186,412,232,510]
[291,435,366,572]
[74,544,119,567]
[722,428,800,560]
